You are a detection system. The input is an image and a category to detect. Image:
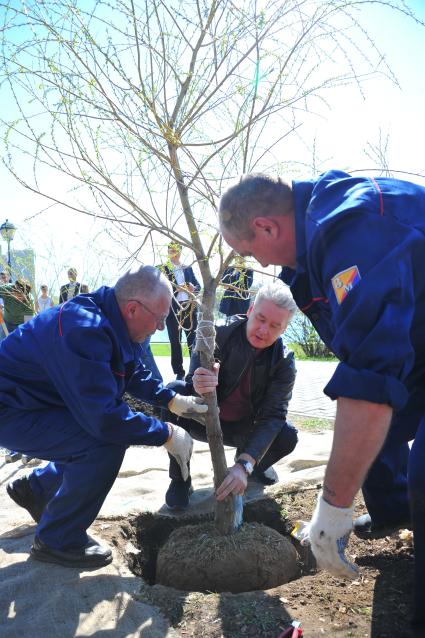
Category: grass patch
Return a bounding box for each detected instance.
[150,343,189,357]
[288,413,333,432]
[151,340,336,362]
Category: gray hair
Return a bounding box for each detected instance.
[253,279,297,318]
[114,265,172,306]
[219,173,293,239]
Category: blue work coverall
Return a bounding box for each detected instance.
[0,286,174,550]
[280,170,425,620]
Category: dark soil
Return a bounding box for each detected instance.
[94,486,418,638]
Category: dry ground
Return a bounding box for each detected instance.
[94,484,417,638]
[93,402,417,638]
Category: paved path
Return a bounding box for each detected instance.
[155,356,338,421]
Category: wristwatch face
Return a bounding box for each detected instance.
[237,459,254,475]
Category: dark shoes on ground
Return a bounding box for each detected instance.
[165,477,193,510]
[31,536,112,568]
[6,476,45,523]
[353,512,411,539]
[252,466,279,486]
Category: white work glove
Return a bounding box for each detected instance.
[164,424,193,481]
[307,492,358,579]
[168,394,208,426]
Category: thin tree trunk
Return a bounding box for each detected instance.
[197,291,241,535]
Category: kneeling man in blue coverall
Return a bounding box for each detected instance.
[2,265,207,568]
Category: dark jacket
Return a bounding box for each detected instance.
[188,316,296,460]
[59,281,81,303]
[219,266,254,316]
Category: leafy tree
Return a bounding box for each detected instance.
[0,0,421,533]
[286,311,334,359]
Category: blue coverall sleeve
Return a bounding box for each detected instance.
[126,363,175,408]
[51,325,170,446]
[310,211,416,410]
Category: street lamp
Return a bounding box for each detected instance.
[0,219,17,282]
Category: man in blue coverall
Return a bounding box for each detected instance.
[218,170,425,628]
[2,265,207,568]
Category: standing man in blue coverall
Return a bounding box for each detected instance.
[218,170,425,628]
[2,265,207,568]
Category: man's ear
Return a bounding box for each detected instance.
[251,217,279,238]
[122,300,137,320]
[246,303,253,317]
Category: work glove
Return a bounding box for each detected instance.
[306,492,359,579]
[163,424,193,481]
[168,394,208,426]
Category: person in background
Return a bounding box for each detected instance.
[218,169,425,629]
[0,279,37,465]
[160,242,201,380]
[3,265,207,568]
[163,279,298,510]
[219,256,254,324]
[35,285,54,313]
[0,271,8,328]
[0,278,35,333]
[59,267,81,303]
[80,284,90,294]
[0,297,6,341]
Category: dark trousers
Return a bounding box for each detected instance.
[165,302,198,376]
[360,389,425,622]
[0,404,126,549]
[166,380,298,481]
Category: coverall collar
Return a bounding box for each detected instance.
[279,179,314,286]
[94,286,139,366]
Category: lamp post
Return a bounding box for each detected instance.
[0,219,17,282]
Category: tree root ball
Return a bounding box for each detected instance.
[156,521,301,593]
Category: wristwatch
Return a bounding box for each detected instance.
[236,458,254,476]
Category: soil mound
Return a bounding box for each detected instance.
[156,521,300,593]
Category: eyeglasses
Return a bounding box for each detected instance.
[130,299,168,327]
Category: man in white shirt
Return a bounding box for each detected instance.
[160,243,201,380]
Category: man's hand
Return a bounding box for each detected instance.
[215,464,248,501]
[163,424,193,481]
[308,492,358,579]
[168,394,208,423]
[193,363,219,395]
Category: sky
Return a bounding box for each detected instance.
[1,0,424,295]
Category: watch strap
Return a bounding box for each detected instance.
[236,458,254,475]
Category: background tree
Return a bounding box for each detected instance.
[0,0,422,532]
[285,311,334,359]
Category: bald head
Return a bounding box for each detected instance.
[114,265,172,306]
[219,173,293,240]
[115,265,172,343]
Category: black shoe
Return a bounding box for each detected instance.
[175,371,185,381]
[353,513,411,539]
[252,466,279,486]
[6,476,46,523]
[31,536,112,568]
[165,477,193,510]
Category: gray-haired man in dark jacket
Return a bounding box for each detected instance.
[164,279,298,509]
